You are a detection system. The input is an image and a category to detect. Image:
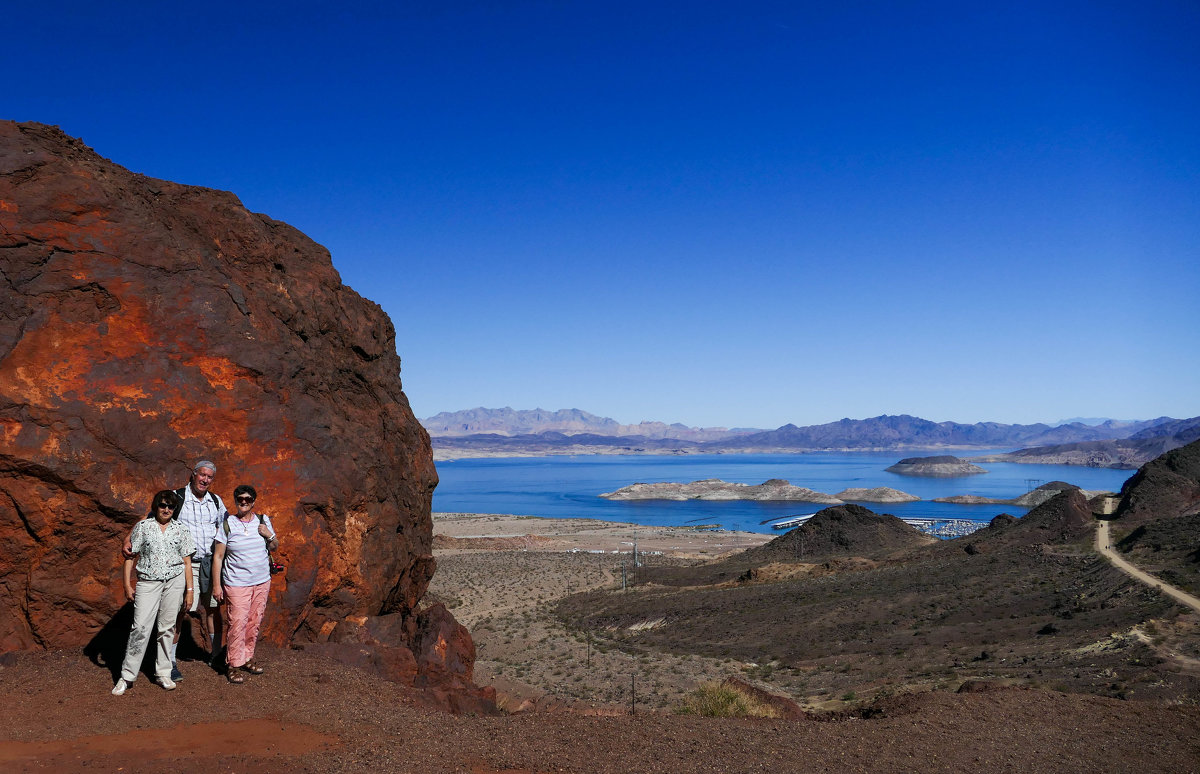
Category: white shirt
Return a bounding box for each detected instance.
[178,486,222,559]
[215,513,275,587]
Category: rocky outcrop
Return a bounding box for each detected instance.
[599,478,843,503]
[745,504,934,561]
[1113,438,1200,522]
[834,487,920,503]
[935,494,1004,504]
[0,122,486,707]
[886,456,987,477]
[1011,481,1080,508]
[933,482,1102,509]
[964,491,1095,549]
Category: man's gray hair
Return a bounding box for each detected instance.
[193,460,217,473]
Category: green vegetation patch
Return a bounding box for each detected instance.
[675,681,780,718]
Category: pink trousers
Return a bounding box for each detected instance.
[224,581,269,668]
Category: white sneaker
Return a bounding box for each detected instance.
[111,678,129,696]
[159,677,177,691]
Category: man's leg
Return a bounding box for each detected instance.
[170,563,202,680]
[209,599,225,666]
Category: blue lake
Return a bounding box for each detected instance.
[431,452,1134,535]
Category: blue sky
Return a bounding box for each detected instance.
[6,1,1198,428]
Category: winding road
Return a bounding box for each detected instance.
[1096,519,1200,614]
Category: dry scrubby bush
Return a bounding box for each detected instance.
[675,682,780,718]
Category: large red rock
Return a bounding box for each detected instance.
[0,121,485,706]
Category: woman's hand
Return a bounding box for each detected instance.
[125,583,136,602]
[211,583,223,602]
[258,521,273,539]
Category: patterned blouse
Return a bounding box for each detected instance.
[129,519,196,581]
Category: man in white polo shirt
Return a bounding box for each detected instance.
[125,460,224,680]
[171,460,225,679]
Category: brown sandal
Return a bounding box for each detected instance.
[240,661,265,675]
[227,670,245,684]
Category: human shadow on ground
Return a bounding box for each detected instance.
[84,605,217,681]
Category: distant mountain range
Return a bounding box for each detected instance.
[422,407,757,441]
[424,409,1200,467]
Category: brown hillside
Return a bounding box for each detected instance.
[962,490,1095,552]
[1114,438,1200,522]
[749,503,936,561]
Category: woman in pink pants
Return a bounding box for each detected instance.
[211,484,278,684]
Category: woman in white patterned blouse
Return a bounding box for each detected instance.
[111,490,195,695]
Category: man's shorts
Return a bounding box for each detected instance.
[188,555,219,612]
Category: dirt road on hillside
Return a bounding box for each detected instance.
[1097,520,1200,614]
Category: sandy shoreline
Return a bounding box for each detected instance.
[429,512,773,712]
[433,511,771,558]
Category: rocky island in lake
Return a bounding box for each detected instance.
[933,481,1116,509]
[886,455,988,477]
[835,487,922,503]
[600,478,844,503]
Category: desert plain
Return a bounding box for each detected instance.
[2,509,1199,773]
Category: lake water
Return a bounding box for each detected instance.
[431,452,1134,535]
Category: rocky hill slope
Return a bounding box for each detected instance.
[969,417,1200,469]
[1113,438,1200,522]
[0,122,482,705]
[748,503,936,561]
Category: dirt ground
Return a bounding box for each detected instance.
[429,513,775,710]
[3,645,1199,773]
[2,513,1198,772]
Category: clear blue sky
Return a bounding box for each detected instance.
[6,1,1198,428]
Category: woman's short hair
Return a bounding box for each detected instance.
[233,484,257,502]
[151,489,181,513]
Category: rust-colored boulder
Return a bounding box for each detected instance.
[0,121,483,706]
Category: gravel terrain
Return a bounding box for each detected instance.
[3,512,1197,773]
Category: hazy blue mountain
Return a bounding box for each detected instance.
[426,409,1190,460]
[707,414,1175,451]
[422,407,758,441]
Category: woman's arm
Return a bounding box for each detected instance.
[182,555,194,609]
[123,557,136,602]
[211,542,226,601]
[258,516,279,549]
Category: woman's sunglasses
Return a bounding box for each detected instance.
[235,496,256,504]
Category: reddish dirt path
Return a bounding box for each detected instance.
[2,647,1199,773]
[1097,520,1200,613]
[0,718,335,772]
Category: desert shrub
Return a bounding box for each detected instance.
[674,682,780,718]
